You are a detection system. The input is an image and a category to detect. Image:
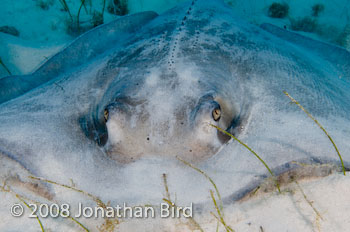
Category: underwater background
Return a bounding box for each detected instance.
[0,0,349,78]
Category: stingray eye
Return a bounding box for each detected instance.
[212,107,221,121]
[104,109,109,122]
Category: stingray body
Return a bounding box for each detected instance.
[0,0,350,210]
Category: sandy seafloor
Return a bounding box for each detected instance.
[1,0,350,231]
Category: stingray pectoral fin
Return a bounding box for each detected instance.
[0,153,53,201]
[0,74,41,104]
[34,11,159,78]
[260,23,350,81]
[0,11,158,104]
[224,160,341,203]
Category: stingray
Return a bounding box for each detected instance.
[0,0,350,222]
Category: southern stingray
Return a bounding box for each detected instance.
[0,0,350,230]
